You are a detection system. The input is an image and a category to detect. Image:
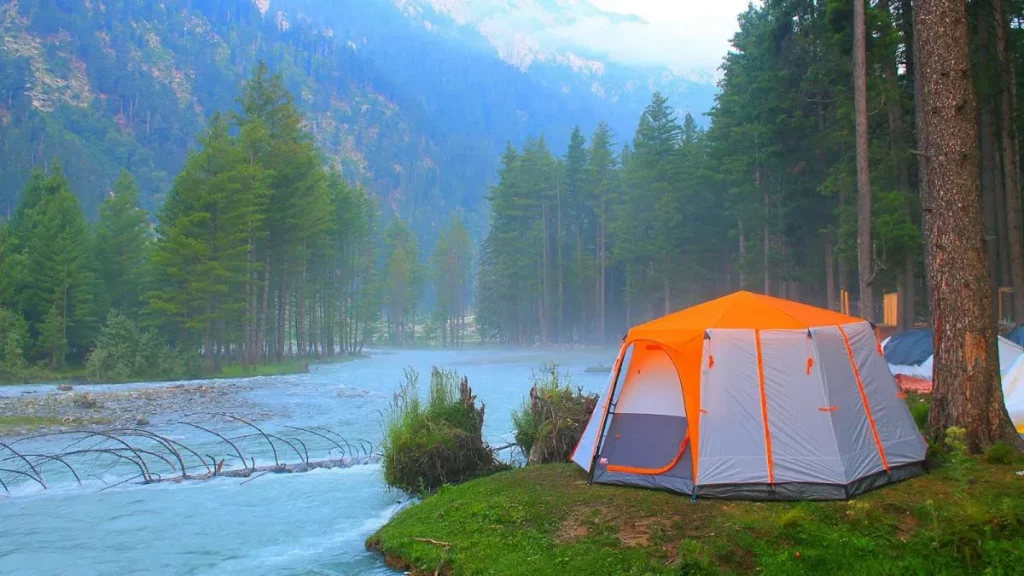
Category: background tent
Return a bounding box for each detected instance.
[572,291,927,500]
[1006,326,1024,348]
[882,330,1024,433]
[882,329,1024,379]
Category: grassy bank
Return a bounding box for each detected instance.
[1,355,366,386]
[368,462,1024,575]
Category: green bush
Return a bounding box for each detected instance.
[777,508,812,532]
[0,307,30,378]
[906,393,930,432]
[86,311,198,382]
[511,364,598,464]
[677,539,717,575]
[382,367,504,494]
[984,441,1017,465]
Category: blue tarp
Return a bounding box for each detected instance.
[1006,326,1024,348]
[883,329,934,367]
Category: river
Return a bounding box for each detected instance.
[0,348,614,575]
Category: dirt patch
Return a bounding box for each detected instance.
[556,514,590,543]
[617,517,671,548]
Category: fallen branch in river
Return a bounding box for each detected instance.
[0,419,377,494]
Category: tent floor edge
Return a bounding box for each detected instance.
[683,461,926,501]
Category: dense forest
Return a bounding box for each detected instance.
[475,0,1024,347]
[0,63,476,383]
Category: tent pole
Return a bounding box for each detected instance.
[588,342,628,484]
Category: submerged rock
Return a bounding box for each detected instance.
[57,384,73,392]
[136,417,150,426]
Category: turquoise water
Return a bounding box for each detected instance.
[0,348,612,575]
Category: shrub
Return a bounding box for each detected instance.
[677,539,717,575]
[382,367,504,494]
[0,308,30,379]
[984,441,1017,465]
[943,427,974,497]
[87,311,197,382]
[906,393,930,433]
[511,364,598,464]
[777,508,812,532]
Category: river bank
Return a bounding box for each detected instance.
[0,355,370,388]
[368,462,1024,575]
[0,356,371,436]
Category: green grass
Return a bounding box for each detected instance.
[0,415,111,434]
[368,462,1024,576]
[213,360,310,380]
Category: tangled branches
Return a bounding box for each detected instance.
[0,414,377,494]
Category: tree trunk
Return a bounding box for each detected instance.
[277,257,287,363]
[914,0,1024,450]
[255,250,270,365]
[296,242,306,357]
[978,1,1002,321]
[880,0,916,329]
[763,181,770,296]
[738,217,747,290]
[854,0,874,321]
[599,198,607,342]
[825,235,836,311]
[908,0,934,317]
[541,200,549,345]
[994,0,1024,323]
[557,181,563,344]
[901,259,916,330]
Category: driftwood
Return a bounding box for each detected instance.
[0,417,377,494]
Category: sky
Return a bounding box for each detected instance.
[559,0,754,81]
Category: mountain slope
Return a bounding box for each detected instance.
[0,0,717,245]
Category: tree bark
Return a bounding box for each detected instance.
[914,0,1024,451]
[994,0,1024,323]
[854,0,874,321]
[978,1,1003,321]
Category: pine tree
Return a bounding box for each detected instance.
[96,170,150,317]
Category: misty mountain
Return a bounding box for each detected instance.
[0,0,716,243]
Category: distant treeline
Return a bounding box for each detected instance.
[475,0,1024,345]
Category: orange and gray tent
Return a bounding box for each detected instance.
[571,291,928,500]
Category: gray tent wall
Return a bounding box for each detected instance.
[573,321,927,500]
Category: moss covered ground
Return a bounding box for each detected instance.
[368,461,1024,575]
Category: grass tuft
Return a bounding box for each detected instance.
[511,364,597,463]
[381,367,505,494]
[984,441,1017,465]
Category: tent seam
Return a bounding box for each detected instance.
[838,324,890,473]
[810,328,848,484]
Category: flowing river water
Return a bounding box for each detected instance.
[0,348,614,575]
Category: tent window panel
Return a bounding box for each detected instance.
[615,344,686,417]
[697,329,769,485]
[813,326,885,482]
[761,330,845,484]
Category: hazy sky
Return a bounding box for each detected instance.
[552,0,753,81]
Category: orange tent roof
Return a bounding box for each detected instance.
[627,291,862,348]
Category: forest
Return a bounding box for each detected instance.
[476,0,1024,346]
[0,63,472,383]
